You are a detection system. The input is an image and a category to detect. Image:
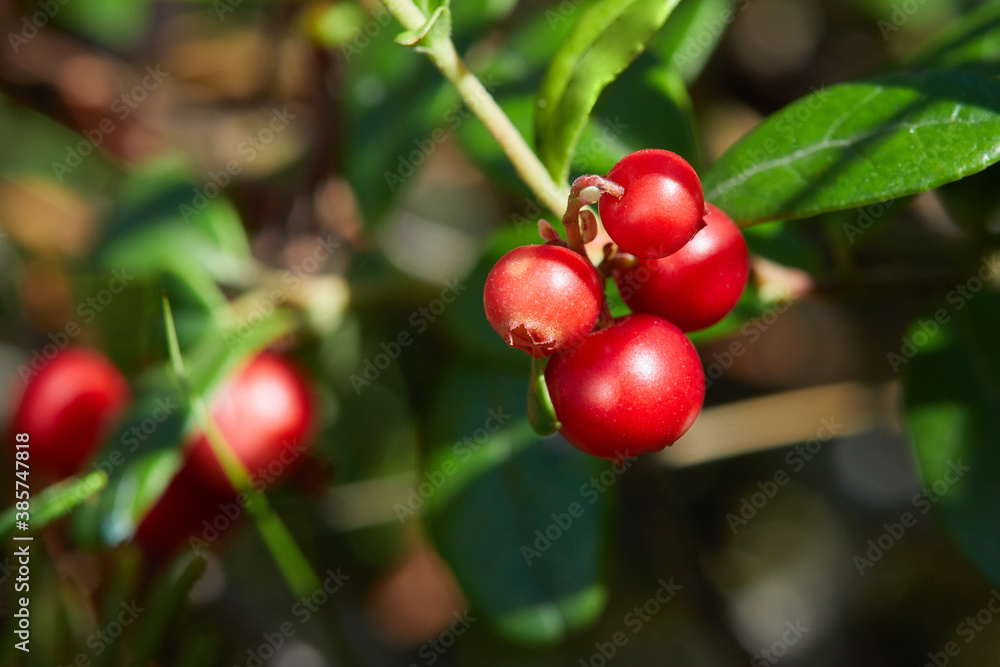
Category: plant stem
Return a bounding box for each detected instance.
[382,0,568,215]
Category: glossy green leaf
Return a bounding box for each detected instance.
[904,287,1000,586]
[425,421,613,645]
[703,69,1000,225]
[536,0,682,183]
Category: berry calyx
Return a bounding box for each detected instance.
[8,348,129,478]
[615,203,748,331]
[484,244,603,358]
[598,149,705,259]
[545,314,704,459]
[185,352,316,495]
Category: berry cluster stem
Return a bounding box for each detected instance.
[562,175,624,257]
[381,0,568,215]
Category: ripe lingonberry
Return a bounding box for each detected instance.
[136,352,316,558]
[185,352,316,495]
[8,348,129,478]
[545,314,704,459]
[598,149,705,259]
[484,244,603,357]
[615,203,748,331]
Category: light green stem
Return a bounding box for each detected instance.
[382,0,569,215]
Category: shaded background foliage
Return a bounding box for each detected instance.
[2,0,1000,665]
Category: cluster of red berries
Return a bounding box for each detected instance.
[7,347,315,557]
[484,149,748,459]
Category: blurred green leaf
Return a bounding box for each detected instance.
[904,287,1000,587]
[127,555,207,667]
[703,69,1000,225]
[535,0,681,183]
[650,0,733,83]
[911,0,1000,72]
[0,470,107,539]
[0,96,118,193]
[425,421,613,645]
[56,0,155,51]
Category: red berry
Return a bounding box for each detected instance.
[545,314,704,459]
[484,244,603,358]
[599,149,705,259]
[615,203,748,331]
[185,352,316,495]
[134,463,236,559]
[8,348,129,478]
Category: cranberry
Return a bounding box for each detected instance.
[545,314,704,458]
[8,348,129,478]
[598,149,705,259]
[185,352,316,495]
[615,203,748,331]
[484,244,603,357]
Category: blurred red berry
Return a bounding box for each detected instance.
[9,348,129,478]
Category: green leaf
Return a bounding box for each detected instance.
[536,0,682,183]
[911,0,1000,71]
[425,422,613,645]
[703,69,1000,225]
[904,286,1000,587]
